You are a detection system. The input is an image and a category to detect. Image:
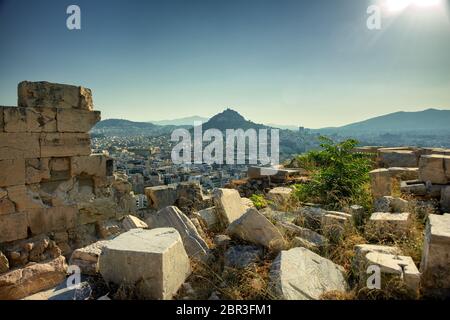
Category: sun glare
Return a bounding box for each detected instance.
[385,0,443,13]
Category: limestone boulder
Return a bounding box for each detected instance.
[388,167,419,181]
[145,206,209,260]
[276,221,327,249]
[420,214,450,297]
[0,256,67,300]
[364,252,420,294]
[241,197,255,210]
[0,251,9,274]
[374,196,409,213]
[370,169,392,198]
[145,185,177,210]
[197,207,218,229]
[365,212,411,239]
[379,149,419,168]
[213,188,247,226]
[419,155,450,185]
[224,245,263,269]
[266,187,293,207]
[269,247,347,300]
[226,208,285,251]
[69,241,109,275]
[99,228,191,300]
[440,186,450,213]
[122,215,148,231]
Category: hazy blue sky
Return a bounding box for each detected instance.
[0,0,449,128]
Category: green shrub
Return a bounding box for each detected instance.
[293,137,373,210]
[249,194,271,209]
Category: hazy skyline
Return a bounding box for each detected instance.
[0,0,449,128]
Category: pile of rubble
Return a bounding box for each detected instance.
[0,81,136,299]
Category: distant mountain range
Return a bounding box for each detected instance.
[316,108,450,134]
[149,116,208,126]
[92,108,450,149]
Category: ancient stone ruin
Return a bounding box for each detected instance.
[0,81,136,299]
[1,82,450,300]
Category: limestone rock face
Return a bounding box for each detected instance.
[0,251,9,274]
[99,228,191,300]
[0,133,40,160]
[419,155,449,185]
[213,188,247,226]
[0,213,28,243]
[420,214,450,297]
[145,206,209,260]
[40,133,91,158]
[69,241,109,275]
[226,208,285,251]
[57,109,100,133]
[0,159,25,187]
[18,81,93,110]
[269,247,347,300]
[0,256,67,300]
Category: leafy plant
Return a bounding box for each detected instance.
[249,194,271,209]
[293,136,373,210]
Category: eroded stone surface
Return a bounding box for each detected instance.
[269,247,347,300]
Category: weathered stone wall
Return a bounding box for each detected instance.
[0,82,136,296]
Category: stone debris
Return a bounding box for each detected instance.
[276,221,327,249]
[388,167,419,181]
[69,240,109,275]
[121,215,148,231]
[366,212,412,239]
[197,207,219,229]
[269,247,347,300]
[241,197,255,210]
[145,206,209,260]
[369,169,392,198]
[378,149,419,168]
[99,228,191,300]
[266,187,293,206]
[213,234,231,248]
[224,245,263,269]
[374,196,409,213]
[0,81,136,300]
[0,256,67,300]
[364,252,420,293]
[226,208,285,251]
[420,214,450,297]
[213,188,247,226]
[419,154,450,185]
[0,252,9,274]
[321,211,351,239]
